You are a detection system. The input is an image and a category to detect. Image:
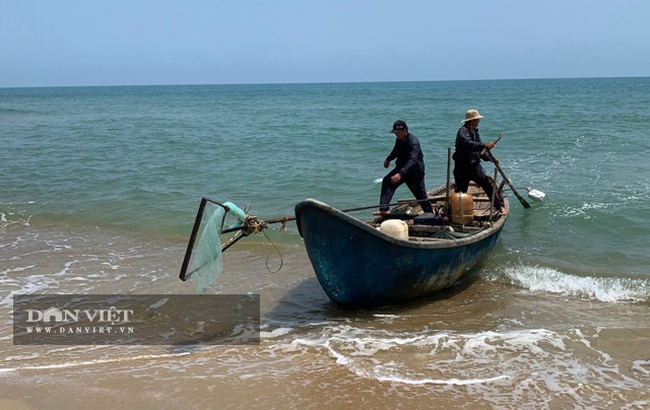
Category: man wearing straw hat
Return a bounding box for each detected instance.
[452,109,506,214]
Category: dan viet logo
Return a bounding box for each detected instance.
[26,306,134,324]
[23,305,135,337]
[13,294,261,345]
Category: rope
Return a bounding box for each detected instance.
[262,221,285,273]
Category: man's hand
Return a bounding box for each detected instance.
[384,160,390,168]
[391,173,401,184]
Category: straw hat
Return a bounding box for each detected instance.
[462,109,484,123]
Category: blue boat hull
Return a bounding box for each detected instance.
[295,198,507,308]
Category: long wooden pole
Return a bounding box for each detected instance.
[263,198,432,225]
[446,147,451,199]
[264,203,381,224]
[179,197,208,280]
[487,151,531,209]
[481,133,502,156]
[480,133,530,209]
[491,166,497,217]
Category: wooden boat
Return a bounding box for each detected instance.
[294,183,509,308]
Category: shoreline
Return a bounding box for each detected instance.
[2,213,648,306]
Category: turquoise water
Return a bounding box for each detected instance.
[3,79,650,278]
[1,78,649,408]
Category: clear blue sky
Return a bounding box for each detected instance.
[2,0,649,87]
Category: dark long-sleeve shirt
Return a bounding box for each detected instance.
[452,125,489,166]
[386,133,425,178]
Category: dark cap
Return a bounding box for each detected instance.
[390,120,408,133]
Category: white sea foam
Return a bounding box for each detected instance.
[0,352,194,373]
[0,266,36,275]
[0,211,32,227]
[286,322,647,401]
[503,265,649,303]
[0,279,53,307]
[631,360,650,376]
[291,325,572,386]
[374,374,510,386]
[4,353,42,362]
[260,327,294,339]
[563,201,610,218]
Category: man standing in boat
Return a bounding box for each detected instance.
[453,109,506,214]
[378,120,433,215]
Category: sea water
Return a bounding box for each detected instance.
[1,78,649,408]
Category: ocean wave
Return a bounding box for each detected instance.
[502,265,649,303]
[0,210,32,227]
[288,323,643,399]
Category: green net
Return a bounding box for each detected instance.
[432,228,486,239]
[180,199,248,293]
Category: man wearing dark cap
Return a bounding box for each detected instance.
[378,120,433,214]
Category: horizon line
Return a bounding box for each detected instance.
[1,74,648,90]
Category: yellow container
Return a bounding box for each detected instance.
[450,193,474,225]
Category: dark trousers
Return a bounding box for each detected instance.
[453,162,504,208]
[380,169,433,212]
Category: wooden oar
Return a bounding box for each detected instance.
[486,151,531,209]
[479,133,531,209]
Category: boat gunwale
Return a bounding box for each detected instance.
[296,196,508,250]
